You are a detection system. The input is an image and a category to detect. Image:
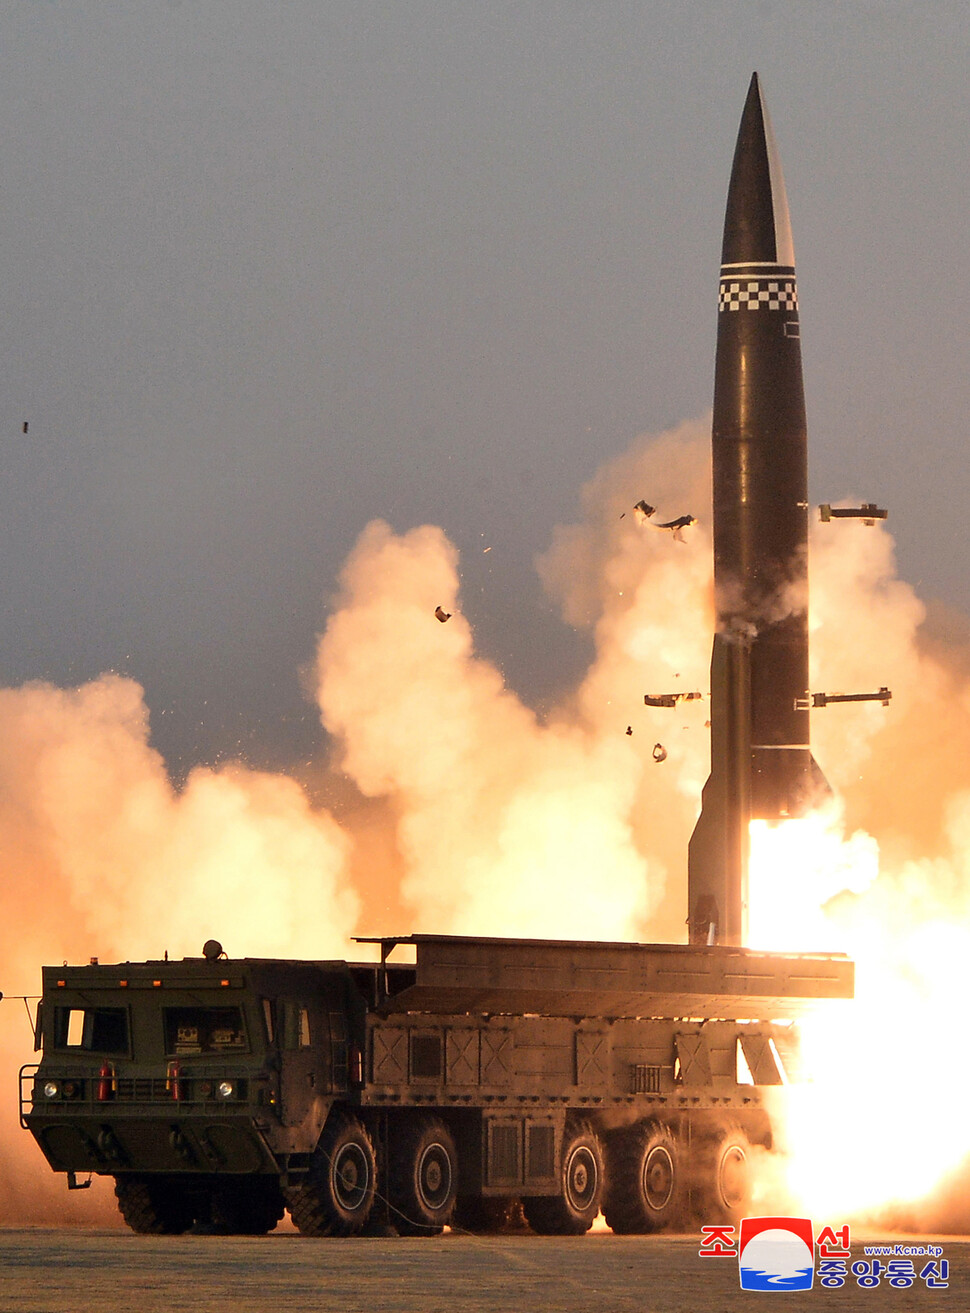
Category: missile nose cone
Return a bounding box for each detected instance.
[721,72,795,267]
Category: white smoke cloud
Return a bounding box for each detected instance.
[314,518,656,940]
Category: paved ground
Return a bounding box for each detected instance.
[0,1229,964,1313]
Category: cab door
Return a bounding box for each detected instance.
[276,980,351,1125]
[279,998,322,1127]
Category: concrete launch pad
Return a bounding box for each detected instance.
[0,1228,963,1313]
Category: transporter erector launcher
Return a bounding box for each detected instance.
[688,74,829,947]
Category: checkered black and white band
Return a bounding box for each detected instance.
[718,278,798,312]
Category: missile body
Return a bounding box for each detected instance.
[688,74,828,946]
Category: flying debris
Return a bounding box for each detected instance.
[644,691,702,707]
[22,421,28,434]
[632,500,656,524]
[625,725,633,736]
[819,503,888,526]
[434,606,452,623]
[654,514,696,542]
[652,743,668,763]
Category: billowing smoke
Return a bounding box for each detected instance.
[0,677,358,1222]
[313,498,693,941]
[2,414,969,1227]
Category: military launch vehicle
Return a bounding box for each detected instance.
[21,76,868,1236]
[21,936,852,1235]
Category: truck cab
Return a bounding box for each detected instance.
[22,955,371,1233]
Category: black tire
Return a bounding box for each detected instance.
[114,1177,195,1235]
[209,1178,286,1235]
[286,1114,377,1237]
[691,1123,751,1226]
[604,1122,687,1234]
[451,1195,523,1235]
[522,1122,604,1236]
[388,1116,458,1237]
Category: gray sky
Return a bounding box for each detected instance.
[1,1,967,776]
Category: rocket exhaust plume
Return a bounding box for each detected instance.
[688,73,832,947]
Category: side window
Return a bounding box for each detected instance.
[281,1000,311,1051]
[53,1006,129,1055]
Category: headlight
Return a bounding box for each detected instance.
[43,1081,59,1099]
[216,1080,235,1099]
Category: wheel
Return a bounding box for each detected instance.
[388,1116,458,1237]
[209,1178,285,1234]
[286,1114,377,1237]
[451,1196,523,1235]
[114,1177,195,1235]
[691,1123,751,1226]
[604,1122,687,1234]
[522,1122,604,1236]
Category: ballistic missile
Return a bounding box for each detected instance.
[687,74,828,946]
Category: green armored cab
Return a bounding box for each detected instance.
[21,933,851,1236]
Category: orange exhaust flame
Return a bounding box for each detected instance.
[748,811,970,1224]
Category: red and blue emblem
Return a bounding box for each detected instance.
[739,1217,815,1291]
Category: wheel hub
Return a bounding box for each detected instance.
[417,1143,452,1210]
[332,1143,369,1210]
[564,1146,597,1210]
[643,1145,675,1211]
[718,1144,747,1209]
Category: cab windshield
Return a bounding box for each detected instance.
[163,1006,248,1056]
